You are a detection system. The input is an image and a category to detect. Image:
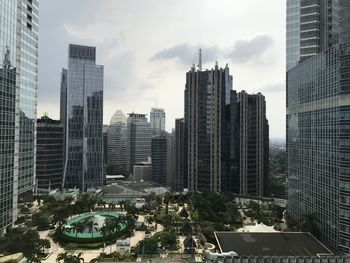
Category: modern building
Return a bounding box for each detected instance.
[133,161,152,182]
[60,68,68,166]
[150,107,165,135]
[185,63,234,192]
[62,44,104,191]
[287,0,350,252]
[238,91,269,196]
[166,131,175,188]
[107,110,127,175]
[174,118,185,191]
[126,113,152,173]
[151,136,167,185]
[0,0,39,235]
[36,116,64,192]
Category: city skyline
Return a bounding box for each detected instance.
[38,0,285,139]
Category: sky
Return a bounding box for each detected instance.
[38,0,286,139]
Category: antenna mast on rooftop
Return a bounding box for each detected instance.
[197,49,202,71]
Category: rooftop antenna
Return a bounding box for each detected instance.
[197,48,202,71]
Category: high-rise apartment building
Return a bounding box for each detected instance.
[185,63,233,192]
[107,110,127,175]
[0,0,39,235]
[126,113,152,173]
[151,136,167,185]
[150,108,165,135]
[36,116,64,192]
[238,91,269,196]
[63,44,104,191]
[287,0,350,252]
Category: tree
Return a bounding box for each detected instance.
[85,221,99,238]
[56,251,84,263]
[52,206,69,230]
[71,221,85,238]
[37,239,51,254]
[135,237,158,255]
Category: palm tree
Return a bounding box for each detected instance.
[85,221,99,238]
[100,217,116,253]
[71,221,85,238]
[56,251,84,263]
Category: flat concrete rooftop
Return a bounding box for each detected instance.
[214,232,333,257]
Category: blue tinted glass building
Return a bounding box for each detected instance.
[287,0,350,253]
[0,0,39,235]
[63,44,104,191]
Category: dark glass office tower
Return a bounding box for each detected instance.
[185,63,233,192]
[174,118,185,191]
[126,113,152,174]
[63,44,104,191]
[238,91,269,197]
[151,136,167,185]
[287,0,350,252]
[36,116,64,192]
[0,0,39,235]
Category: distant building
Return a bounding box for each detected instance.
[36,116,64,192]
[238,91,269,196]
[133,159,152,182]
[151,136,167,185]
[107,110,127,175]
[150,107,165,135]
[63,44,104,191]
[126,113,152,173]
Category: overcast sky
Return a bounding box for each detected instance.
[38,0,286,139]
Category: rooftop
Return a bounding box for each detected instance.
[214,232,333,257]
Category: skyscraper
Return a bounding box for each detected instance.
[0,0,39,235]
[287,0,350,252]
[107,110,127,175]
[151,136,167,185]
[185,63,233,192]
[238,91,269,196]
[36,116,64,193]
[63,44,104,191]
[174,118,185,191]
[150,107,165,135]
[126,113,152,174]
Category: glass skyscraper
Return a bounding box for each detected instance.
[150,107,165,135]
[287,0,350,252]
[63,44,104,191]
[0,0,39,235]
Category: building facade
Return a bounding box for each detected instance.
[184,63,233,192]
[150,107,165,135]
[126,113,152,173]
[151,136,167,185]
[174,118,185,191]
[287,0,350,252]
[107,110,127,175]
[36,116,64,192]
[238,91,269,196]
[63,44,104,191]
[0,0,39,235]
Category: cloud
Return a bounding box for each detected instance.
[258,82,284,93]
[228,35,274,64]
[150,44,222,65]
[150,35,274,65]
